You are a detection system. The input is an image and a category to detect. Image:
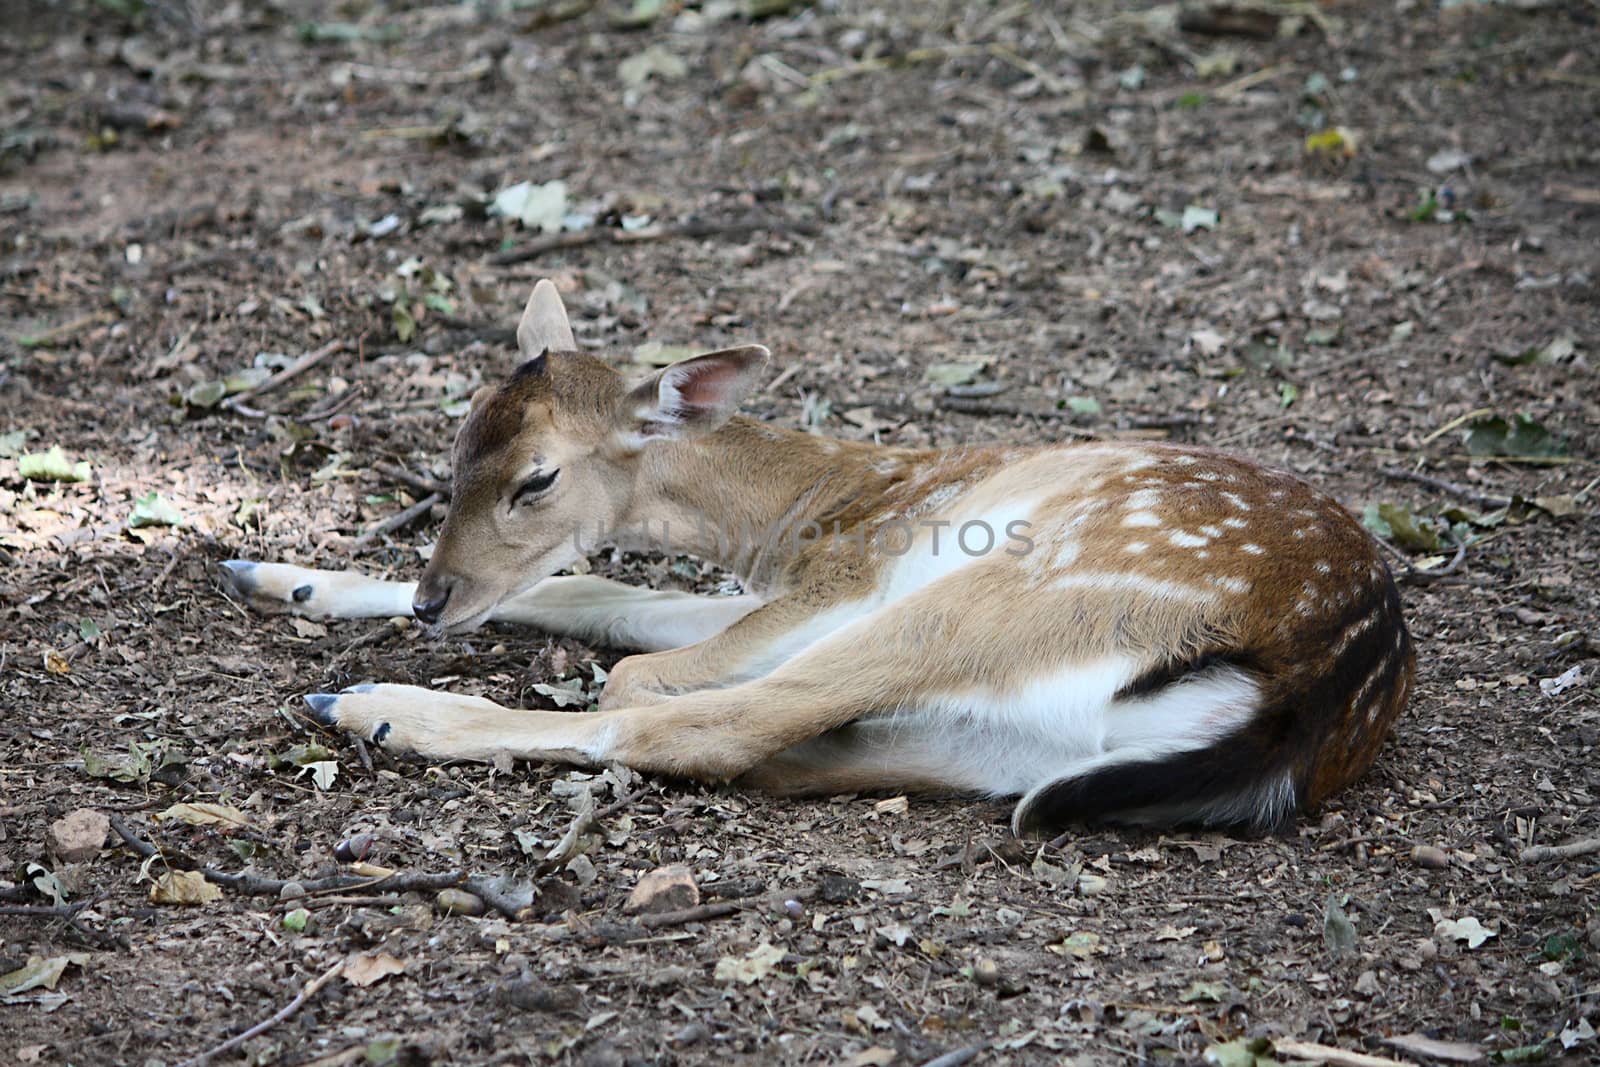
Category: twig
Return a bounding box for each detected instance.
[1378,466,1511,509]
[461,876,533,920]
[935,396,1098,437]
[637,902,741,928]
[534,791,597,878]
[110,814,470,903]
[298,384,365,423]
[0,898,125,950]
[372,461,451,499]
[223,339,346,412]
[352,492,444,548]
[488,216,814,267]
[1377,538,1469,585]
[1519,838,1600,863]
[176,957,346,1067]
[1273,1039,1410,1067]
[917,1041,994,1067]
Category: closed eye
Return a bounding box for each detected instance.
[510,468,559,506]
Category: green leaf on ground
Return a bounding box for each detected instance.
[130,491,182,528]
[19,445,91,483]
[1464,414,1565,460]
[924,361,990,388]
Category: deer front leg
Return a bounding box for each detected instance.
[218,561,415,619]
[220,563,759,651]
[304,667,877,783]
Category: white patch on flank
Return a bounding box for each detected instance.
[1222,517,1249,529]
[1126,488,1162,509]
[1199,525,1223,538]
[1221,492,1252,511]
[1052,540,1081,569]
[1006,664,1286,831]
[1208,575,1251,595]
[1332,610,1380,659]
[1123,511,1161,528]
[1169,531,1209,548]
[841,655,1140,796]
[1293,528,1307,539]
[1174,455,1198,466]
[1056,572,1217,604]
[1196,550,1210,559]
[1195,470,1220,481]
[1315,561,1332,574]
[1125,541,1149,554]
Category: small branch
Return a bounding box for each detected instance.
[1378,466,1511,509]
[1376,537,1468,585]
[917,1041,993,1067]
[110,814,465,900]
[460,876,532,921]
[534,791,597,878]
[176,958,346,1067]
[636,902,740,929]
[224,339,346,412]
[1273,1039,1410,1067]
[372,461,451,500]
[352,492,444,548]
[1519,837,1600,863]
[488,216,814,267]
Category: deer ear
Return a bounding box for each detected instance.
[516,279,576,356]
[615,345,770,448]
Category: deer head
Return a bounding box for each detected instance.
[411,281,768,630]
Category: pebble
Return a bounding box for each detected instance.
[973,958,1000,987]
[279,881,306,899]
[436,888,486,917]
[1411,845,1450,869]
[47,809,109,863]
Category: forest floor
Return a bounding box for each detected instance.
[2,1,1598,1064]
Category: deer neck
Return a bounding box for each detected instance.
[623,416,910,586]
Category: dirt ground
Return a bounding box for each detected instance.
[2,1,1598,1064]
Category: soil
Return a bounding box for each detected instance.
[2,2,1598,1065]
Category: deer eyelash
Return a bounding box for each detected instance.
[511,468,559,506]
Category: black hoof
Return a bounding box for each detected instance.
[217,560,257,593]
[303,693,339,724]
[372,722,391,744]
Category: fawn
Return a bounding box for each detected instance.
[221,280,1413,833]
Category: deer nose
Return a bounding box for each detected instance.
[412,583,452,625]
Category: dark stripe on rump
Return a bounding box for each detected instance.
[1016,726,1295,834]
[1115,651,1258,701]
[1022,579,1410,832]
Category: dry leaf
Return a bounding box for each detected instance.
[1155,924,1197,941]
[343,952,407,987]
[153,802,251,831]
[713,942,785,985]
[150,870,223,906]
[0,954,90,997]
[1434,915,1495,949]
[1384,1033,1484,1063]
